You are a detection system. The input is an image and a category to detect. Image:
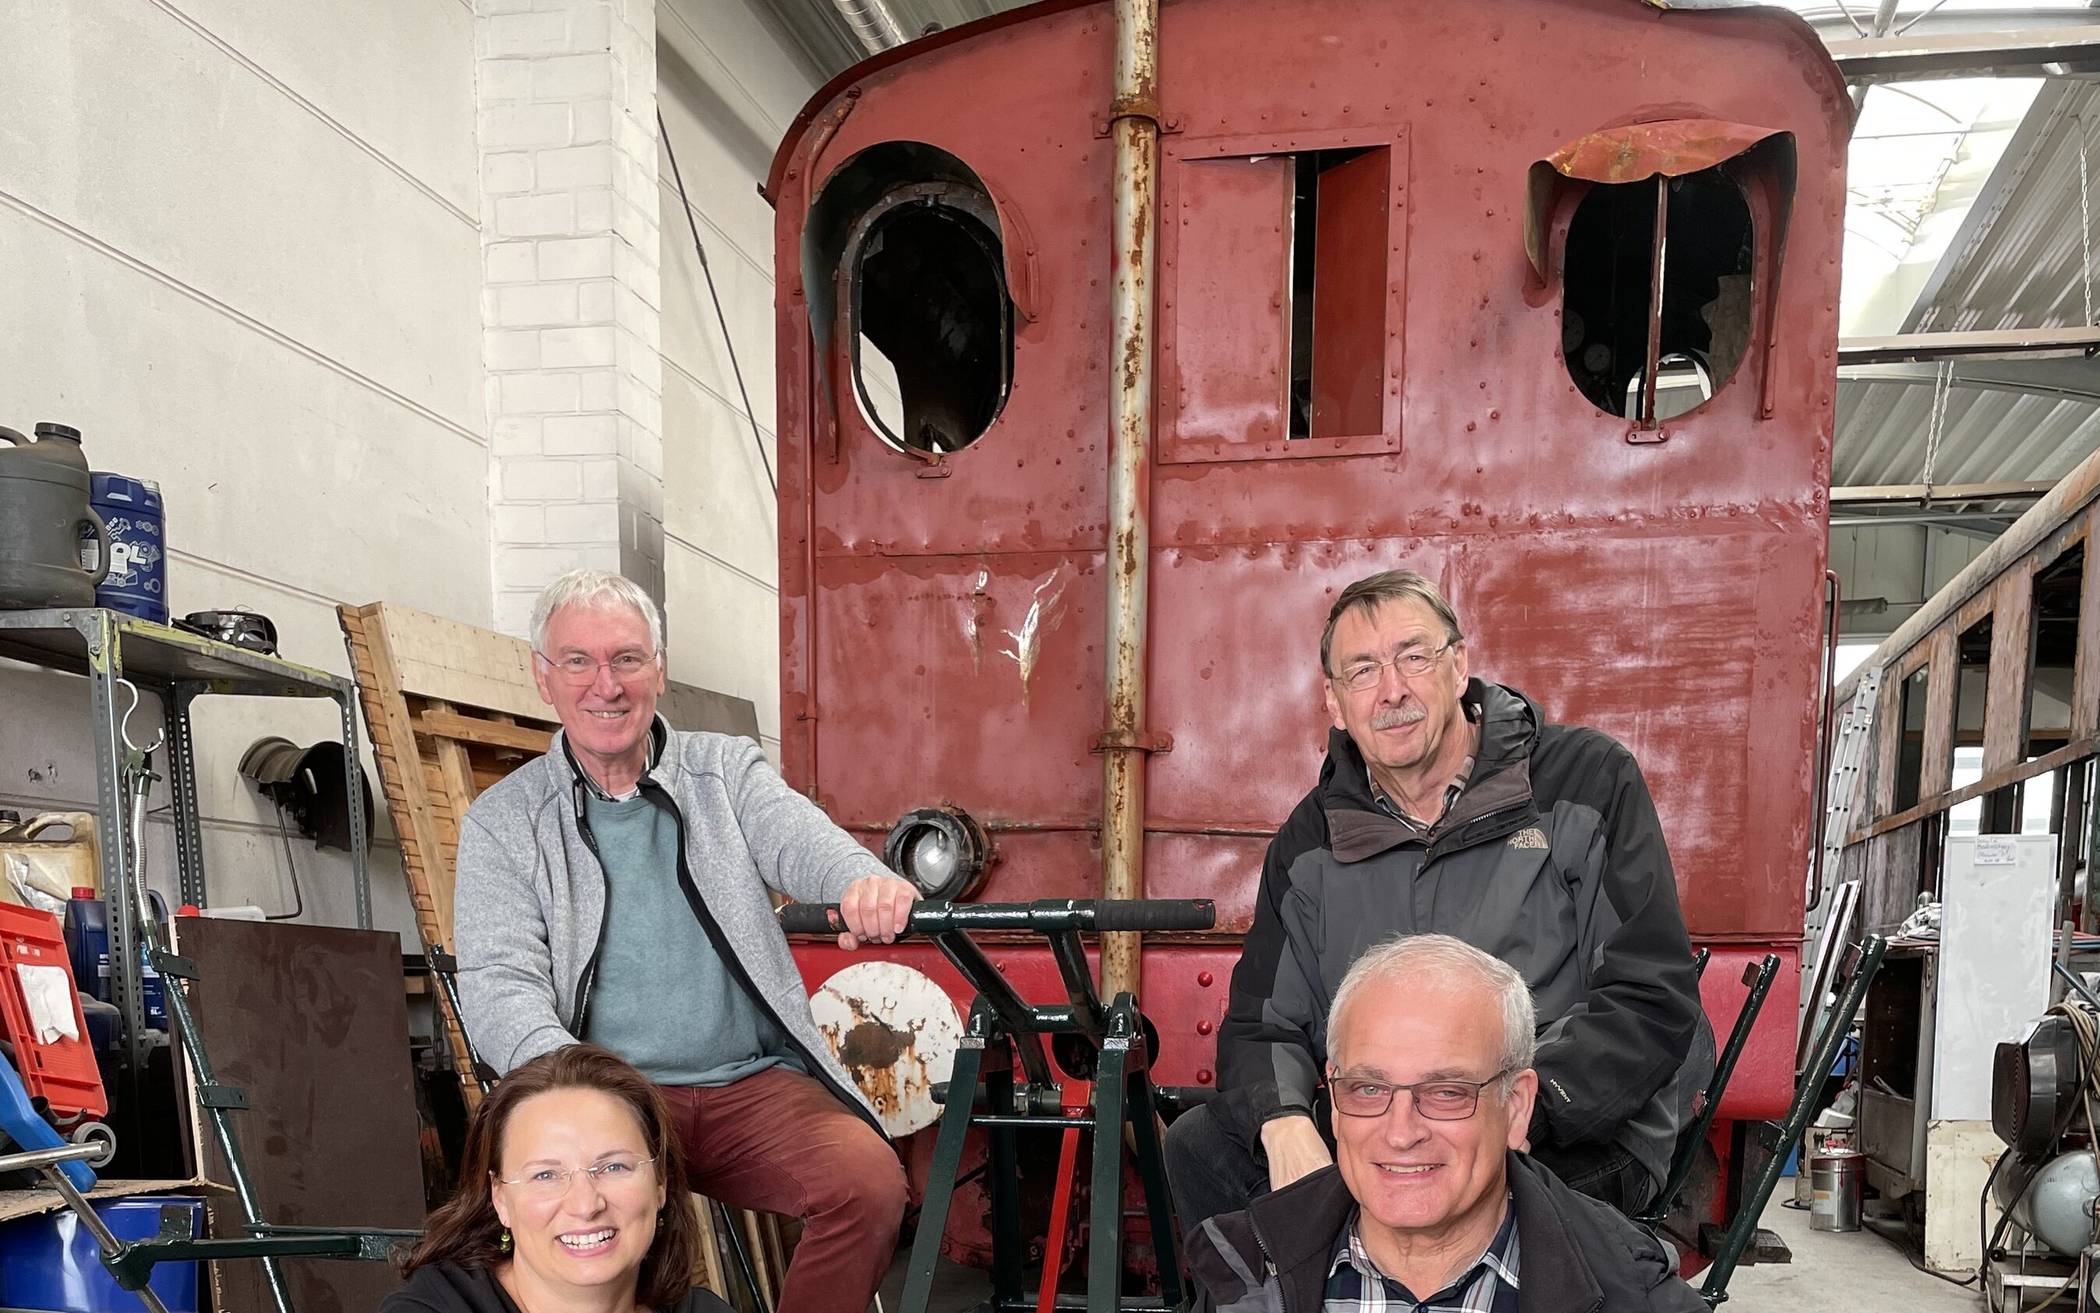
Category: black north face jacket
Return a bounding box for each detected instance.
[1187,1156,1709,1313]
[1214,681,1707,1192]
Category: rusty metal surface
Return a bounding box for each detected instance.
[1100,0,1163,1003]
[809,960,963,1136]
[1545,119,1791,185]
[771,0,1849,1178]
[1310,149,1392,438]
[1159,154,1293,446]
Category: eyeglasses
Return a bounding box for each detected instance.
[536,650,660,687]
[1330,1069,1512,1121]
[1330,642,1454,693]
[494,1153,659,1198]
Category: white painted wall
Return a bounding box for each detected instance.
[0,0,814,943]
[656,0,822,756]
[0,0,487,941]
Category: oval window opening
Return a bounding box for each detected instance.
[850,197,1012,453]
[1561,167,1753,422]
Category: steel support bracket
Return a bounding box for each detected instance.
[197,1084,250,1111]
[1094,103,1179,137]
[151,951,196,981]
[1091,728,1173,754]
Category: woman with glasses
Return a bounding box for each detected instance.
[384,1045,731,1313]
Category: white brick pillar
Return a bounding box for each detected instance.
[476,0,665,638]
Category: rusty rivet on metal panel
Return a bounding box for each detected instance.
[1197,971,1213,987]
[1197,1069,1213,1085]
[1196,1020,1213,1035]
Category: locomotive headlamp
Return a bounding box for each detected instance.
[883,806,991,901]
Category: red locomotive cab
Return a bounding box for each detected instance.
[768,0,1850,1265]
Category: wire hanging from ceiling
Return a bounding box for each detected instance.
[1922,359,1952,500]
[2078,115,2094,329]
[657,108,778,495]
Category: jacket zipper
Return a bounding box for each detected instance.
[640,779,885,1136]
[567,775,611,1037]
[1247,1214,1284,1306]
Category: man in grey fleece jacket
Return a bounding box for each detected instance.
[454,570,918,1313]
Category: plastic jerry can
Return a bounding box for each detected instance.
[0,812,97,912]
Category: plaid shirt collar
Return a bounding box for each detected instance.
[1367,699,1482,833]
[1324,1198,1520,1312]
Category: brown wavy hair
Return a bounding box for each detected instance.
[402,1044,699,1309]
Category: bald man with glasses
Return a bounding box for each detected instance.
[1165,570,1710,1233]
[1186,935,1708,1313]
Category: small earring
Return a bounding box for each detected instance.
[498,1228,512,1254]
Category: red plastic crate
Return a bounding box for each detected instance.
[0,903,106,1121]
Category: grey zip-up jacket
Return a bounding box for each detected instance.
[1217,681,1709,1192]
[453,719,888,1129]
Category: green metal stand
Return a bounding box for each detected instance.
[1640,953,1781,1228]
[781,899,1210,1313]
[1700,935,1887,1305]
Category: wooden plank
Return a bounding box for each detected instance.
[177,920,426,1313]
[2077,504,2100,740]
[376,605,548,724]
[1986,570,2033,773]
[414,709,553,754]
[426,700,480,949]
[1921,627,1957,802]
[339,604,481,1108]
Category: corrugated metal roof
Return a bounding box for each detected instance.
[1835,78,2100,492]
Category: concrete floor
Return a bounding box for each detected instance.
[1728,1195,1980,1313]
[876,1191,1986,1311]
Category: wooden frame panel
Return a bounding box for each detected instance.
[1985,569,2034,773]
[2075,502,2100,740]
[1879,639,1937,819]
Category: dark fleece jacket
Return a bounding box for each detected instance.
[1214,680,1708,1189]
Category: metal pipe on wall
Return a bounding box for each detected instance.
[833,0,908,55]
[1099,0,1161,1004]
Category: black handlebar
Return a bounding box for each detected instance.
[777,897,1216,937]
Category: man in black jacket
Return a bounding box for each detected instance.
[1185,933,1707,1313]
[1166,570,1708,1229]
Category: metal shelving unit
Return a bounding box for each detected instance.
[0,608,368,1075]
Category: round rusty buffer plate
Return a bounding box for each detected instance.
[810,960,964,1138]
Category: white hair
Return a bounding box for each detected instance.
[528,569,664,657]
[1327,934,1537,1089]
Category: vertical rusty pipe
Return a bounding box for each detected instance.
[1100,0,1160,1003]
[1639,177,1668,428]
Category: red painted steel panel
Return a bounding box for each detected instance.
[1159,154,1293,451]
[1700,944,1802,1122]
[809,552,1104,826]
[768,0,1849,1225]
[1311,149,1391,437]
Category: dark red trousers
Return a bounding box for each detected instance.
[659,1066,906,1313]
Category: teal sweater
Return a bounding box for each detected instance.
[580,791,800,1086]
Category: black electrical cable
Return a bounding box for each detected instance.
[657,108,777,495]
[1861,1215,1980,1290]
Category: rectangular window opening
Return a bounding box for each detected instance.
[1956,614,1992,756]
[1288,147,1390,439]
[1895,664,1931,813]
[1949,746,1983,837]
[2025,543,2085,760]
